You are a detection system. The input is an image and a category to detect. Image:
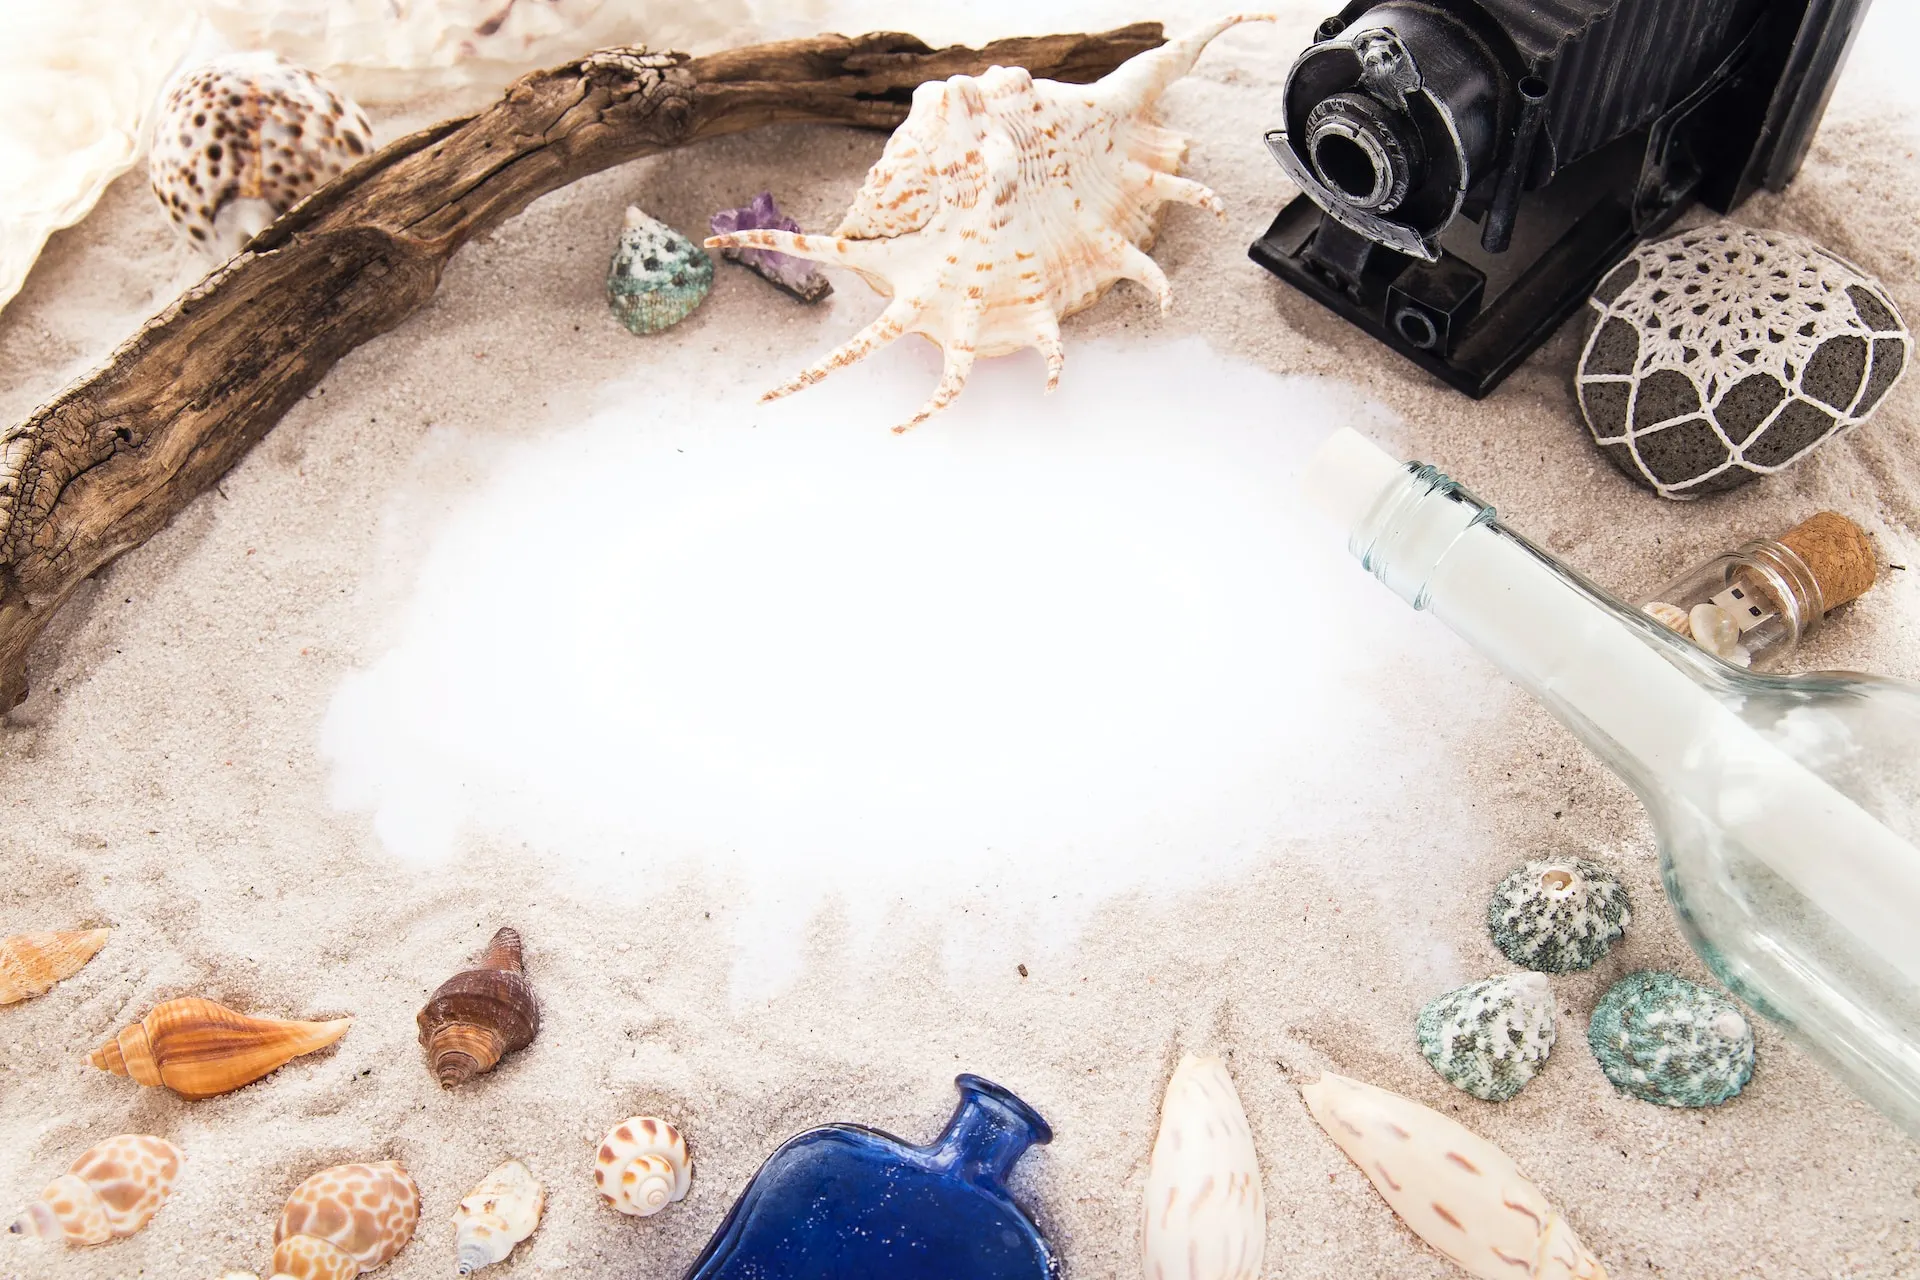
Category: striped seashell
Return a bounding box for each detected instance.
[1142,1054,1265,1279]
[88,997,351,1099]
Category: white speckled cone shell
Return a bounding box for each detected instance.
[1301,1073,1608,1280]
[594,1117,691,1217]
[1142,1055,1265,1279]
[452,1159,544,1275]
[8,1135,183,1246]
[705,15,1276,431]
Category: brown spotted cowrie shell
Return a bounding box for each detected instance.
[271,1161,420,1278]
[594,1116,691,1217]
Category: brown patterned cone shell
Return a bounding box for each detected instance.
[0,929,111,1004]
[274,1161,420,1274]
[9,1135,183,1245]
[87,997,351,1099]
[417,927,538,1088]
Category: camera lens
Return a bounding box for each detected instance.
[1305,93,1421,214]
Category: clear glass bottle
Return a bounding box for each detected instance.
[1308,429,1920,1137]
[1638,512,1878,669]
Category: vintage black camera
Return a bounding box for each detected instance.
[1250,0,1873,395]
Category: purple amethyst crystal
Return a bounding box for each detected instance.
[709,192,833,304]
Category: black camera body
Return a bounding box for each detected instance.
[1250,0,1873,395]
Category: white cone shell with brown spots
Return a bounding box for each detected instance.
[1142,1054,1265,1279]
[593,1116,690,1217]
[705,15,1274,432]
[1301,1073,1608,1280]
[271,1161,420,1278]
[7,1134,183,1246]
[148,52,374,259]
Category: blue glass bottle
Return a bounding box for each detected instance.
[684,1074,1059,1279]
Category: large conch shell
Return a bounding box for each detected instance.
[705,15,1274,432]
[260,1161,420,1279]
[88,997,351,1099]
[1300,1072,1609,1280]
[417,926,540,1088]
[452,1159,545,1275]
[0,0,198,318]
[1142,1054,1265,1279]
[0,928,110,1004]
[594,1116,691,1217]
[8,1135,183,1245]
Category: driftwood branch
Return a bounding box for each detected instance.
[0,24,1163,710]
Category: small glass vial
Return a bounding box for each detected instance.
[1640,512,1878,668]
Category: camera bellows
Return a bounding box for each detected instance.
[417,926,539,1088]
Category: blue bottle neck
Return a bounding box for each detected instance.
[928,1075,1053,1186]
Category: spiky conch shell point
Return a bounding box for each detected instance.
[1300,1073,1609,1280]
[704,14,1275,432]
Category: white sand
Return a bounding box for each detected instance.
[4,4,1920,1279]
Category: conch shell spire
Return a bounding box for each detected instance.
[87,997,350,1099]
[704,15,1275,432]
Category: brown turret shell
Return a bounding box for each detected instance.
[417,926,539,1088]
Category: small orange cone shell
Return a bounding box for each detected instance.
[7,1134,183,1245]
[88,996,351,1099]
[272,1161,420,1278]
[417,926,539,1088]
[0,929,110,1004]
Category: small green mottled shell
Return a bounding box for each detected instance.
[1588,971,1754,1107]
[1415,973,1556,1101]
[1487,856,1630,973]
[607,206,713,336]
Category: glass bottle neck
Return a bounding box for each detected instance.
[928,1075,1052,1186]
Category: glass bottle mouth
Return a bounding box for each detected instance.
[953,1073,1053,1145]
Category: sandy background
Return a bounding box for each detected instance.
[4,3,1920,1278]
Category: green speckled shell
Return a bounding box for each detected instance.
[1415,973,1556,1101]
[1487,856,1630,973]
[607,207,713,336]
[1588,970,1754,1107]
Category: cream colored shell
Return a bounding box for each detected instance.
[705,15,1274,432]
[8,1135,183,1246]
[0,0,197,317]
[1142,1054,1265,1279]
[594,1116,691,1217]
[197,0,754,105]
[1301,1073,1608,1280]
[453,1159,545,1275]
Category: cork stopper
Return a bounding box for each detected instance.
[1778,511,1878,613]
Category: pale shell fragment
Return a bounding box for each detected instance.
[594,1116,691,1217]
[1301,1072,1608,1280]
[1142,1054,1265,1279]
[705,15,1276,431]
[1687,602,1747,664]
[0,928,110,1004]
[453,1159,545,1275]
[8,1135,183,1246]
[1642,602,1690,637]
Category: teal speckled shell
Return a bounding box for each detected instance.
[1588,971,1754,1107]
[1415,973,1556,1101]
[607,206,713,336]
[1487,856,1630,973]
